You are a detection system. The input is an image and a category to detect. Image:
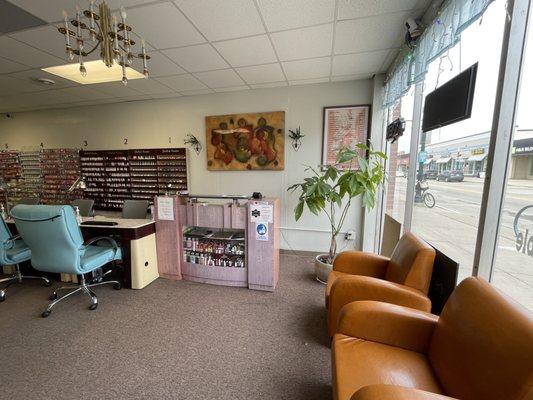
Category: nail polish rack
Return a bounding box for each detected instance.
[80,148,188,210]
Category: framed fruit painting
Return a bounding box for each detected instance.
[205,111,285,171]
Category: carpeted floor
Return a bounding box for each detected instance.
[0,254,332,400]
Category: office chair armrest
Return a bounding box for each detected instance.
[332,251,389,278]
[3,234,22,250]
[336,301,438,354]
[84,236,119,250]
[351,384,457,400]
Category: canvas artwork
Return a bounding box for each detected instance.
[206,111,285,171]
[322,105,370,169]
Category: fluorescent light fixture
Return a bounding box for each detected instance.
[42,60,145,85]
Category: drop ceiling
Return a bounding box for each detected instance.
[0,0,430,113]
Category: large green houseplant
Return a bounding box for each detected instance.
[288,143,386,283]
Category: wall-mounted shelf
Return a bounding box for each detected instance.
[80,148,188,210]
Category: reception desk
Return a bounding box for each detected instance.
[154,195,279,291]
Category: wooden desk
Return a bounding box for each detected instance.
[6,216,159,289]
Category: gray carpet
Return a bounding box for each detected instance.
[0,254,332,400]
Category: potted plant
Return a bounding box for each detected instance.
[288,143,386,283]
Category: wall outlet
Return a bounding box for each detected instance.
[345,230,356,241]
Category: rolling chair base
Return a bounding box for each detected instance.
[0,264,51,302]
[42,276,122,317]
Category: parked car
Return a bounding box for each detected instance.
[437,170,464,182]
[424,170,438,180]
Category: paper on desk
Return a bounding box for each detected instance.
[157,197,174,221]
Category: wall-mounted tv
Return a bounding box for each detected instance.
[422,63,478,132]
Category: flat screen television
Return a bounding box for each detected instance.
[422,63,478,132]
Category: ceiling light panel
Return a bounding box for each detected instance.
[42,60,146,84]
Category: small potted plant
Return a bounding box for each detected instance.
[288,143,386,283]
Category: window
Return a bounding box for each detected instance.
[491,12,533,311]
[384,88,415,225]
[410,0,506,282]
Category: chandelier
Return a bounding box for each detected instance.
[57,1,150,85]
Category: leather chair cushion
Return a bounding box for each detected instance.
[326,270,347,308]
[333,334,443,400]
[5,239,31,264]
[81,244,122,272]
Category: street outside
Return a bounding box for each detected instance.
[389,177,533,311]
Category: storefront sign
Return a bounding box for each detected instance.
[513,138,533,155]
[514,205,533,256]
[472,148,485,155]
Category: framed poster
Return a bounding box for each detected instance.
[206,111,285,171]
[322,104,371,169]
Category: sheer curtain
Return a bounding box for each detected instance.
[383,0,495,107]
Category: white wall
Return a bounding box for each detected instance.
[0,80,374,253]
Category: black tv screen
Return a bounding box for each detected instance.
[422,63,478,132]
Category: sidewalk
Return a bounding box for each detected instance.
[463,177,533,188]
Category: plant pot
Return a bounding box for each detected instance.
[315,254,332,284]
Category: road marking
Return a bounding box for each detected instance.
[435,205,460,214]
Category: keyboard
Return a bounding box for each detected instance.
[80,221,118,226]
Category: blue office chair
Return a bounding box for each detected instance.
[0,215,50,301]
[11,205,123,317]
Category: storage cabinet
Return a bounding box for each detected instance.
[154,195,279,291]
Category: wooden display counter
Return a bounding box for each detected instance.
[154,195,279,291]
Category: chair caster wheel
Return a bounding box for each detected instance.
[0,292,5,302]
[89,303,98,311]
[113,282,122,290]
[49,293,57,300]
[42,310,51,318]
[44,280,51,287]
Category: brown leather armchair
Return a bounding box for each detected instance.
[332,277,533,400]
[326,232,436,336]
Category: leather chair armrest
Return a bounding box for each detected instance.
[328,275,432,336]
[333,251,389,278]
[351,384,457,400]
[336,301,438,353]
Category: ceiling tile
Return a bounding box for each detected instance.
[337,0,428,20]
[174,0,264,41]
[125,2,205,49]
[125,77,176,95]
[256,0,335,31]
[180,88,214,96]
[194,69,244,88]
[250,81,287,89]
[331,73,373,82]
[55,86,112,100]
[334,12,409,54]
[0,0,47,33]
[151,92,183,99]
[271,24,333,61]
[332,50,389,76]
[282,57,330,80]
[7,68,80,88]
[9,25,70,60]
[380,49,399,72]
[155,74,207,91]
[5,0,73,23]
[0,36,63,67]
[214,86,249,93]
[133,52,186,78]
[91,82,143,98]
[289,77,330,85]
[213,35,277,67]
[162,44,228,72]
[236,63,285,84]
[0,55,29,73]
[0,74,53,95]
